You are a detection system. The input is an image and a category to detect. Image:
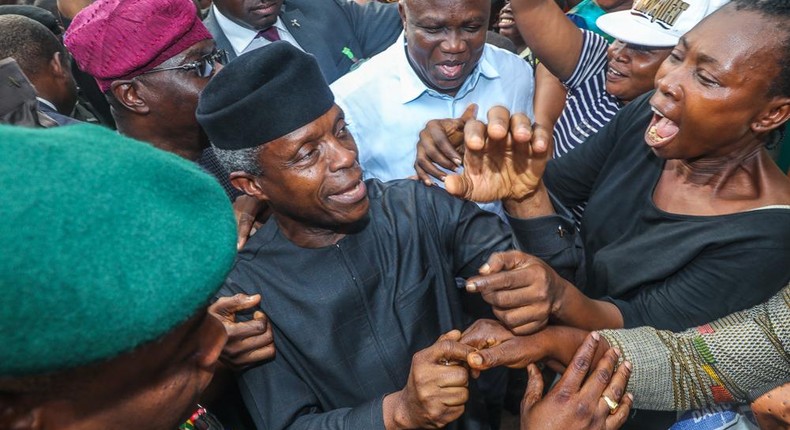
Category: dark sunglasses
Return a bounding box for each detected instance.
[141,50,226,78]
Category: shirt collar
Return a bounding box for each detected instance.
[396,32,501,104]
[36,97,56,111]
[212,5,286,55]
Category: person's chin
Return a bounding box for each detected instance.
[430,75,465,95]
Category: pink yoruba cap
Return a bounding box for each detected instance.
[64,0,212,92]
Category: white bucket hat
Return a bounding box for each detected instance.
[596,0,729,47]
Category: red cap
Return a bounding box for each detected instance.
[64,0,212,92]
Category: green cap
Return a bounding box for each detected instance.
[0,124,237,376]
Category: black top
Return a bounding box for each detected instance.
[221,179,533,430]
[537,91,790,331]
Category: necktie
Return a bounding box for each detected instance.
[257,26,281,42]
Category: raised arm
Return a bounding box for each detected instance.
[511,0,584,80]
[533,63,569,133]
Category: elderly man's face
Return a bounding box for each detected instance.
[254,104,370,232]
[399,0,489,97]
[213,0,283,30]
[132,40,222,147]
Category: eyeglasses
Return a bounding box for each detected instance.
[141,50,226,78]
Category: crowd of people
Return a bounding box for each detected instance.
[0,0,788,429]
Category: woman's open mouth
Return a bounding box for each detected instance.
[645,105,679,149]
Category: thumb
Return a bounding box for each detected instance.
[252,310,268,322]
[438,329,463,342]
[210,294,261,319]
[444,173,472,200]
[521,364,544,414]
[466,340,527,370]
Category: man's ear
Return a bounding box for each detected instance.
[230,172,269,201]
[50,52,68,79]
[109,80,150,114]
[195,314,227,371]
[752,96,790,133]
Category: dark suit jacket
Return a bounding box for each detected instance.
[204,0,402,84]
[37,100,81,126]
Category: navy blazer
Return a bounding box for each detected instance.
[204,0,402,84]
[37,101,81,126]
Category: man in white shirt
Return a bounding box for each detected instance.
[331,0,535,183]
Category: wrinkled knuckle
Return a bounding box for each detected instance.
[573,357,591,372]
[497,311,517,328]
[595,368,612,385]
[554,388,573,403]
[574,401,591,418]
[223,345,242,357]
[487,293,504,307]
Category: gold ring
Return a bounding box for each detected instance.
[602,395,619,414]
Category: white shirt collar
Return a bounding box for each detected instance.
[36,97,57,111]
[212,5,286,56]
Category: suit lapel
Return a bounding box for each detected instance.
[280,4,337,78]
[204,8,238,61]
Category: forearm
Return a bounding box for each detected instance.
[533,64,567,131]
[504,181,555,219]
[287,398,387,429]
[599,285,790,411]
[507,193,582,283]
[382,391,409,430]
[553,282,624,330]
[538,326,607,366]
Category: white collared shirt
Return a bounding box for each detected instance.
[36,97,57,111]
[211,5,304,56]
[331,32,535,217]
[331,32,535,182]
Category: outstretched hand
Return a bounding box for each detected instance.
[466,250,569,335]
[444,106,552,203]
[519,333,633,430]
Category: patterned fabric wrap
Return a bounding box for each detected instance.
[179,406,225,430]
[600,283,790,411]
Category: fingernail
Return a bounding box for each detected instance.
[480,264,490,274]
[623,360,632,371]
[591,331,600,341]
[626,393,634,401]
[469,354,482,366]
[466,282,477,292]
[612,348,621,358]
[440,175,446,181]
[424,180,432,187]
[453,158,462,166]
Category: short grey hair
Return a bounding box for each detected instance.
[211,143,264,176]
